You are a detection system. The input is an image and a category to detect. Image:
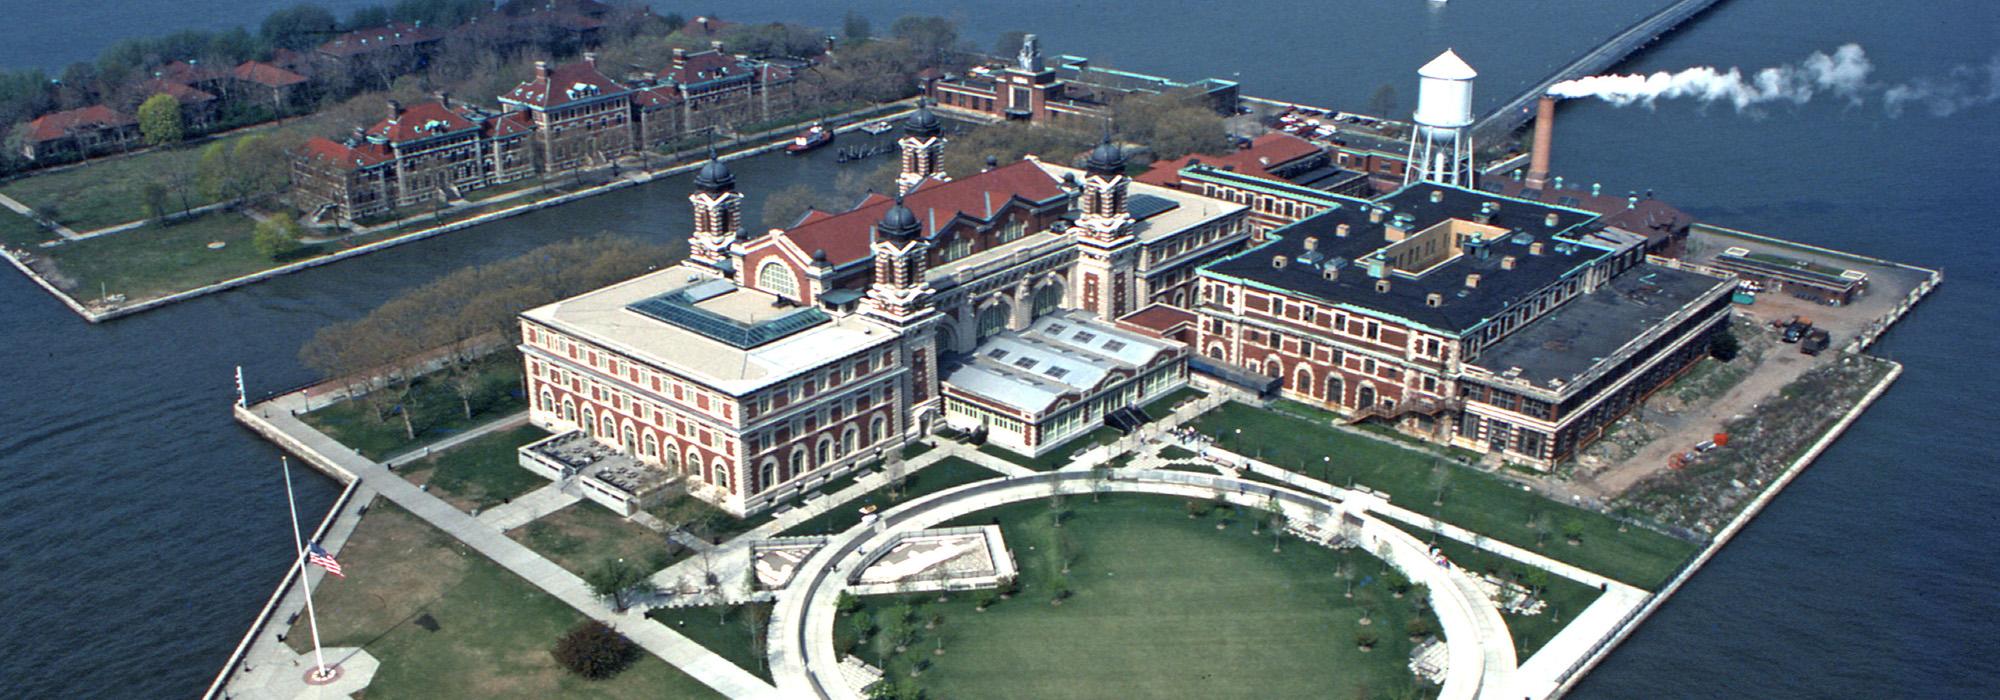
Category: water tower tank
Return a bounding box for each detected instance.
[1413,49,1477,133]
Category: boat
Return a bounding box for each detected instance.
[859,120,893,135]
[784,123,834,154]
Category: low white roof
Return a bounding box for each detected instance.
[943,311,1179,417]
[1031,161,1246,244]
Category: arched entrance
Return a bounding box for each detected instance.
[977,300,1012,340]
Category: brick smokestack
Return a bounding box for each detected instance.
[1525,95,1556,190]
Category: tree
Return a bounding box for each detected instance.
[1430,459,1453,507]
[551,620,638,679]
[252,213,305,259]
[232,134,291,202]
[743,604,771,673]
[1263,495,1287,551]
[139,180,171,221]
[841,12,871,44]
[1367,83,1399,118]
[1114,89,1227,160]
[262,5,339,51]
[137,94,185,146]
[1710,327,1741,362]
[888,15,961,69]
[196,142,230,202]
[1528,511,1553,548]
[585,558,654,611]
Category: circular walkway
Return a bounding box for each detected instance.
[766,468,1516,700]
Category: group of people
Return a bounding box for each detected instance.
[1167,426,1214,447]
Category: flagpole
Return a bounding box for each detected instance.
[282,456,330,678]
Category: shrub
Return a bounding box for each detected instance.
[551,620,637,680]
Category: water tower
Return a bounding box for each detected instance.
[1405,49,1477,187]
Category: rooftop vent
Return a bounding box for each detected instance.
[1303,236,1319,251]
[1335,222,1351,237]
[1375,279,1392,293]
[1322,267,1340,282]
[1529,241,1545,255]
[1369,207,1385,224]
[1272,255,1289,269]
[1465,273,1482,288]
[1544,212,1559,228]
[1426,292,1444,307]
[1475,201,1497,224]
[1501,255,1518,270]
[1429,189,1445,203]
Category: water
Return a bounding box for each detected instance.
[0,0,1994,696]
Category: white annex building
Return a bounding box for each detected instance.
[516,103,1248,515]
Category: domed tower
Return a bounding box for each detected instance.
[862,196,936,326]
[1071,135,1140,320]
[1405,49,1478,187]
[688,148,744,276]
[896,101,948,196]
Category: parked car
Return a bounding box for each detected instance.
[1801,329,1832,355]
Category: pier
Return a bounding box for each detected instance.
[1473,0,1728,140]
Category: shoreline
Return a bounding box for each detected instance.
[3,101,915,325]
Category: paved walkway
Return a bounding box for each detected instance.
[0,193,76,240]
[476,482,582,531]
[242,392,782,699]
[224,485,382,699]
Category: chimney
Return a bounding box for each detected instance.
[1525,95,1556,190]
[1544,212,1559,228]
[1375,279,1392,293]
[434,91,450,109]
[1465,273,1482,288]
[1529,241,1545,256]
[386,99,403,122]
[1429,189,1444,203]
[1628,194,1639,210]
[1591,182,1602,197]
[1475,201,1497,224]
[1335,223,1351,237]
[534,60,550,79]
[710,40,725,52]
[1323,268,1340,282]
[1369,207,1384,224]
[1500,255,1517,270]
[1303,236,1318,252]
[1272,255,1289,269]
[1426,292,1443,307]
[671,48,687,69]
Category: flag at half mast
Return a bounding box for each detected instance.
[307,543,345,578]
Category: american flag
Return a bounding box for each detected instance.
[307,543,345,579]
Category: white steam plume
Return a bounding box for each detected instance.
[1550,44,1874,112]
[1884,55,2000,117]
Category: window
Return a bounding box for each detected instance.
[757,260,798,298]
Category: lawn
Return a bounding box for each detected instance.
[0,211,54,249]
[1138,385,1207,418]
[302,353,526,461]
[1385,520,1605,660]
[977,425,1123,471]
[779,457,1007,537]
[36,210,292,302]
[396,425,550,512]
[509,501,683,577]
[645,603,775,682]
[2,145,218,231]
[842,494,1437,700]
[1192,401,1700,589]
[297,502,723,699]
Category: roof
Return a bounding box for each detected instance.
[521,265,900,394]
[1470,264,1728,392]
[367,101,476,144]
[1139,132,1324,188]
[139,79,216,104]
[25,106,133,142]
[298,136,392,170]
[780,159,1068,267]
[1033,161,1248,245]
[1485,179,1691,247]
[319,22,441,57]
[155,60,224,85]
[662,50,747,87]
[1419,49,1477,80]
[1117,304,1197,338]
[501,59,630,111]
[483,111,534,138]
[1202,182,1612,334]
[232,61,307,88]
[943,312,1181,417]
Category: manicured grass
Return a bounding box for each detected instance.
[1193,401,1699,589]
[510,501,682,577]
[303,353,526,460]
[36,211,296,302]
[1158,444,1197,461]
[645,603,775,682]
[0,211,54,248]
[297,502,723,699]
[397,425,550,512]
[2,146,217,230]
[978,425,1123,471]
[1138,385,1206,418]
[1385,520,1605,660]
[843,494,1436,699]
[779,457,1007,537]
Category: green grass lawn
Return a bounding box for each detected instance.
[299,502,723,699]
[0,211,55,248]
[509,501,682,577]
[1385,520,1605,660]
[2,147,217,231]
[1193,401,1699,589]
[1138,386,1207,418]
[36,210,297,301]
[779,457,1007,537]
[978,425,1123,471]
[843,494,1436,700]
[644,603,775,682]
[397,425,550,512]
[303,353,526,461]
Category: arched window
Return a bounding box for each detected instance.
[1206,343,1227,361]
[562,397,577,423]
[665,442,681,472]
[538,389,554,412]
[757,260,798,299]
[870,416,887,444]
[1031,283,1063,318]
[1294,366,1314,396]
[643,432,658,458]
[621,424,636,454]
[581,406,596,435]
[1326,376,1345,407]
[841,427,858,456]
[1263,357,1283,378]
[1358,384,1377,409]
[977,300,1011,340]
[687,449,705,482]
[760,460,777,493]
[713,461,731,491]
[601,415,616,439]
[789,447,807,478]
[816,437,833,466]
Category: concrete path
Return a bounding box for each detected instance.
[224,486,381,699]
[0,193,76,239]
[476,482,582,531]
[243,393,782,700]
[382,411,529,469]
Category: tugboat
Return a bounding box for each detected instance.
[784,122,833,154]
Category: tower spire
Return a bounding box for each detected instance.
[897,99,947,196]
[688,149,743,276]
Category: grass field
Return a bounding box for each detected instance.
[303,354,526,460]
[842,494,1436,700]
[295,502,723,699]
[779,457,1006,537]
[645,603,775,682]
[0,211,53,249]
[1193,402,1699,589]
[35,210,296,301]
[509,501,681,577]
[2,147,217,231]
[396,425,550,512]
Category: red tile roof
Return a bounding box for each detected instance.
[780,160,1067,266]
[633,85,678,107]
[484,111,534,138]
[319,22,442,58]
[155,60,225,85]
[232,61,307,88]
[366,101,476,144]
[501,59,630,110]
[662,50,740,84]
[24,105,134,143]
[299,136,392,170]
[1116,304,1196,338]
[1138,132,1323,188]
[139,79,216,105]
